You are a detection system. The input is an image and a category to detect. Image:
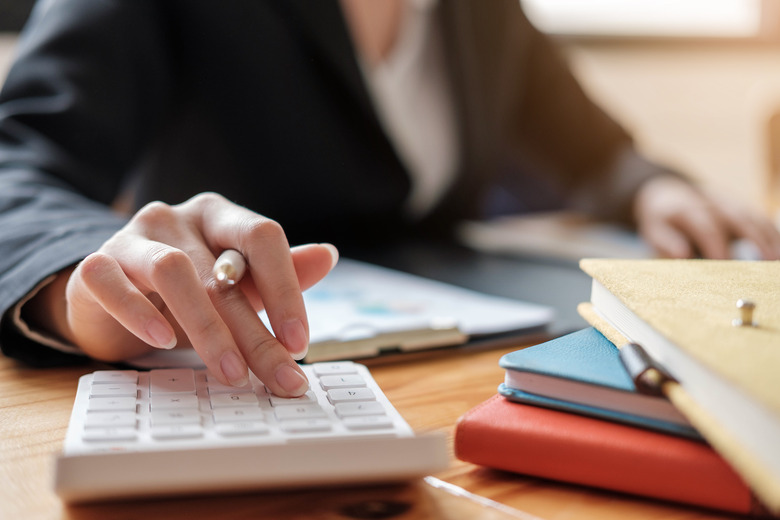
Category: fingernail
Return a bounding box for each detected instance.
[275,364,309,395]
[220,351,249,387]
[321,243,339,269]
[282,319,308,360]
[146,318,177,349]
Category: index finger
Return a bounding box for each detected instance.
[185,194,310,359]
[670,204,731,259]
[718,207,780,260]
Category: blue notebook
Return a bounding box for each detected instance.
[498,328,700,439]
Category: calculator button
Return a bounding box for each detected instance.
[84,411,137,429]
[215,421,270,437]
[91,370,139,385]
[278,418,332,433]
[327,387,375,403]
[87,397,137,412]
[150,424,204,440]
[89,383,138,398]
[269,391,316,406]
[274,404,327,421]
[150,369,196,395]
[334,401,386,417]
[82,427,137,442]
[209,392,260,408]
[150,395,199,411]
[318,375,366,390]
[312,362,359,376]
[151,410,201,426]
[342,416,395,430]
[212,407,265,423]
[206,375,253,394]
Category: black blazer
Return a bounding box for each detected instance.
[0,0,664,364]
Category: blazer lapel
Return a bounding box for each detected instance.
[278,0,376,115]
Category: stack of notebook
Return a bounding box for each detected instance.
[455,258,780,517]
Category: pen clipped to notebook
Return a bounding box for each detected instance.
[618,341,677,397]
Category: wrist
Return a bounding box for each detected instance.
[20,265,77,345]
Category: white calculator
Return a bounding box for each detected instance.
[55,362,448,503]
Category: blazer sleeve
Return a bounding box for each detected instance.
[456,0,684,223]
[515,5,685,222]
[0,0,173,363]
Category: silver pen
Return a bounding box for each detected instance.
[213,249,247,287]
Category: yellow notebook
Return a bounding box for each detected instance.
[578,258,780,514]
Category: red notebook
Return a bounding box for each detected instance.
[455,394,767,516]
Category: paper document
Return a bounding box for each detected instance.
[130,258,554,367]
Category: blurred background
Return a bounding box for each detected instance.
[1,0,780,217]
[520,0,780,218]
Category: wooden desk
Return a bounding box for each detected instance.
[1,348,743,520]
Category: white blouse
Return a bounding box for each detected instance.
[354,0,459,218]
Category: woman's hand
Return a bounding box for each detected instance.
[634,176,780,260]
[32,193,338,396]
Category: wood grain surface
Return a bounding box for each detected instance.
[0,346,745,520]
